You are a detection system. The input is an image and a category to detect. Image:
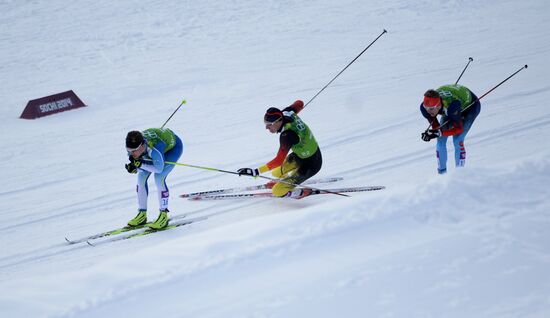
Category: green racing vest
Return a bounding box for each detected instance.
[142,128,176,153]
[436,84,472,111]
[283,114,318,159]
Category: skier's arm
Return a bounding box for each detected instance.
[139,142,167,173]
[440,101,464,136]
[258,146,290,173]
[440,121,464,136]
[258,131,299,173]
[282,100,304,115]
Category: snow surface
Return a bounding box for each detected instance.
[1,0,550,317]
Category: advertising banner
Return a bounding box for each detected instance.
[20,90,86,119]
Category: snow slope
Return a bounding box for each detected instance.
[1,0,550,317]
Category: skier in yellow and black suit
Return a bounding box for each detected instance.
[237,100,322,199]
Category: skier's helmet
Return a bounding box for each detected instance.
[264,107,283,124]
[126,131,144,150]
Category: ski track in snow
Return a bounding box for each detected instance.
[9,156,549,318]
[10,110,546,274]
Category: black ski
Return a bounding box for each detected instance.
[189,186,385,201]
[180,176,343,198]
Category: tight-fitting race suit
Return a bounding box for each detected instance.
[259,100,322,197]
[420,84,481,173]
[136,128,183,211]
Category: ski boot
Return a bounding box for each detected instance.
[128,210,147,227]
[148,209,169,230]
[288,188,314,199]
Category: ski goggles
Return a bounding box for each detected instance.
[264,117,282,128]
[126,142,144,154]
[423,96,441,109]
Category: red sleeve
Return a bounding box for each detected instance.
[265,144,291,170]
[430,119,441,130]
[290,100,304,114]
[261,130,299,171]
[441,120,464,136]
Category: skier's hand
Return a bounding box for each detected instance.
[125,162,138,174]
[237,167,260,177]
[128,156,142,168]
[421,129,440,142]
[421,130,431,142]
[126,156,141,173]
[132,157,142,168]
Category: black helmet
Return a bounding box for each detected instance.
[126,131,144,150]
[264,107,283,123]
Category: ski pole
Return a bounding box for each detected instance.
[164,161,350,197]
[160,99,187,129]
[467,64,528,108]
[165,160,239,175]
[303,29,388,109]
[428,65,528,130]
[455,57,473,85]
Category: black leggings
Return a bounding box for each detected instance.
[285,148,323,184]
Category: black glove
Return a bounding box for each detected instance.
[125,156,142,173]
[133,158,142,168]
[125,162,137,174]
[421,129,441,142]
[128,155,142,168]
[237,167,260,177]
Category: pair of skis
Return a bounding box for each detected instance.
[180,177,344,198]
[180,177,385,201]
[65,213,206,246]
[66,177,385,245]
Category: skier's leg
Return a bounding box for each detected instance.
[149,170,173,229]
[154,136,183,211]
[128,170,151,226]
[148,137,183,230]
[453,135,466,167]
[154,169,173,211]
[272,154,300,197]
[436,136,448,174]
[271,154,299,179]
[273,149,323,198]
[137,170,151,210]
[454,102,480,168]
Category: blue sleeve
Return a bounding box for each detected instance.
[139,141,167,173]
[446,100,462,124]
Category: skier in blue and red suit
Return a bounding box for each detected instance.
[420,84,481,174]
